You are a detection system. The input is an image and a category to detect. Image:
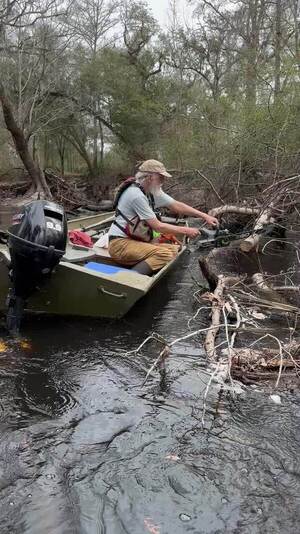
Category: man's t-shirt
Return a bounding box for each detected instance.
[108,185,174,238]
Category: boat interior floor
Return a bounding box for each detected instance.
[62,243,151,274]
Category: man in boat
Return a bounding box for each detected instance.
[108,159,219,275]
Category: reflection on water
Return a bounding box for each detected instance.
[0,252,300,533]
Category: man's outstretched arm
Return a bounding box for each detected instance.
[168,200,219,227]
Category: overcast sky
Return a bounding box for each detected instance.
[146,0,191,25]
[147,0,169,23]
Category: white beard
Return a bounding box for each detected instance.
[149,185,162,196]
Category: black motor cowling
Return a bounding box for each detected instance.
[6,200,67,333]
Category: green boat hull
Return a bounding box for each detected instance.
[0,210,186,319]
[0,247,185,319]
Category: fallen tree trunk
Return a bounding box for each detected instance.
[233,290,299,313]
[274,286,300,291]
[75,201,113,212]
[252,273,270,290]
[228,341,300,386]
[198,256,241,359]
[204,275,226,359]
[0,180,29,191]
[240,209,273,252]
[208,205,260,218]
[251,273,288,304]
[231,368,297,383]
[228,341,300,366]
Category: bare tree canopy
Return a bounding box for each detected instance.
[0,0,299,197]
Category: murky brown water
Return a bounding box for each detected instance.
[0,249,300,533]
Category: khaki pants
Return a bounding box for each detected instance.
[108,238,180,271]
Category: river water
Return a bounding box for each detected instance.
[0,250,300,534]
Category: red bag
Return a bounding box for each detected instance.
[68,230,93,248]
[158,233,181,245]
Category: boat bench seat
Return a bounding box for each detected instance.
[85,262,132,274]
[62,244,98,263]
[63,244,134,269]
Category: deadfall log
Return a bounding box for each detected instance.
[208,205,260,218]
[198,255,242,359]
[229,346,300,367]
[204,275,226,359]
[251,273,290,306]
[240,208,273,252]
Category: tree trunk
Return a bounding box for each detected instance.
[245,0,259,106]
[292,0,299,73]
[92,113,98,172]
[99,120,104,166]
[251,273,288,304]
[0,85,52,198]
[274,0,282,99]
[56,136,66,177]
[60,151,65,177]
[43,134,50,168]
[66,130,97,178]
[204,275,226,359]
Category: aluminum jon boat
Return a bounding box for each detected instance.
[0,211,186,320]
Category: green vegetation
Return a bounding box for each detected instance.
[0,0,299,195]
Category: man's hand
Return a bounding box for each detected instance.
[204,215,219,227]
[185,227,200,239]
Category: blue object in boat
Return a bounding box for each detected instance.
[85,262,132,274]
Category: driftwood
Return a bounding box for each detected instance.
[195,176,300,387]
[229,340,300,366]
[231,368,299,383]
[78,201,113,212]
[0,180,29,192]
[204,275,226,359]
[274,286,300,291]
[208,205,260,218]
[229,341,300,384]
[198,256,242,359]
[234,291,299,313]
[198,248,245,359]
[45,169,84,208]
[240,208,273,252]
[0,168,113,212]
[251,273,288,304]
[252,273,270,291]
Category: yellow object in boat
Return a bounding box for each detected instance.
[0,340,8,353]
[19,339,32,350]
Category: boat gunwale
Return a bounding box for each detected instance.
[67,212,115,231]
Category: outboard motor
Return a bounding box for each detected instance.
[6,200,67,334]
